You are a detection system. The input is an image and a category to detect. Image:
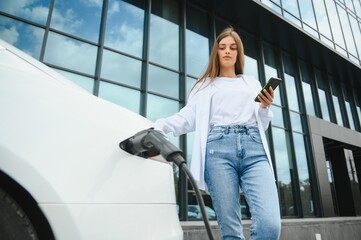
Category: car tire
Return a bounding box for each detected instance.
[0,188,39,240]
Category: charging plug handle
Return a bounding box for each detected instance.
[119,128,185,165]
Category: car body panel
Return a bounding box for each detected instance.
[0,38,183,239]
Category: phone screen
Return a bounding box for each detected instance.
[254,77,282,102]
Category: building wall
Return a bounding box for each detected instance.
[0,0,360,221]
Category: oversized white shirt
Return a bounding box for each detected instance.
[153,75,274,191]
[210,76,257,126]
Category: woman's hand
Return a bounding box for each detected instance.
[258,86,274,108]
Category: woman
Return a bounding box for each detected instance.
[154,27,281,240]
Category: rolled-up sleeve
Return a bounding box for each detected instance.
[258,107,273,130]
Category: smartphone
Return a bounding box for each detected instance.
[254,77,282,102]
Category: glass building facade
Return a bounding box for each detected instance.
[1,0,360,221]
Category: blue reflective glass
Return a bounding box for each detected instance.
[333,95,344,126]
[98,81,140,114]
[299,0,317,29]
[186,5,209,78]
[272,127,296,216]
[146,93,179,122]
[284,73,300,112]
[0,15,44,59]
[293,132,315,217]
[290,111,303,133]
[337,4,358,57]
[325,0,346,48]
[261,0,282,14]
[104,0,145,58]
[186,29,209,78]
[282,0,300,18]
[302,82,315,116]
[148,65,179,98]
[0,0,50,25]
[318,89,330,121]
[44,32,97,75]
[244,55,259,81]
[186,77,197,100]
[271,105,284,128]
[101,49,142,88]
[313,0,333,40]
[53,68,94,93]
[51,0,102,43]
[345,101,355,130]
[149,0,179,70]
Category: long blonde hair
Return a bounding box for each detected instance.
[192,27,245,91]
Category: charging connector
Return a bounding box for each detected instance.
[120,128,214,240]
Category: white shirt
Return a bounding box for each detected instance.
[210,76,257,126]
[153,75,274,191]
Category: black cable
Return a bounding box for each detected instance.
[170,153,214,240]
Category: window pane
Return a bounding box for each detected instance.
[349,15,361,61]
[302,82,315,116]
[271,105,285,128]
[290,111,303,132]
[261,0,282,14]
[186,5,209,78]
[104,0,145,58]
[333,95,344,126]
[329,76,344,126]
[285,73,300,112]
[148,65,179,98]
[44,32,97,75]
[98,81,140,114]
[0,15,44,59]
[53,68,94,93]
[300,61,315,116]
[313,0,332,39]
[51,0,102,43]
[315,70,330,121]
[299,0,317,30]
[0,0,50,25]
[293,132,315,217]
[149,0,179,70]
[345,101,355,130]
[244,55,259,81]
[101,49,142,88]
[324,0,346,48]
[272,127,296,217]
[337,4,358,57]
[147,93,179,122]
[186,77,197,100]
[282,0,300,18]
[263,44,282,106]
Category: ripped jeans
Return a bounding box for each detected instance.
[205,125,281,240]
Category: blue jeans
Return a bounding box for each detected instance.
[205,125,281,240]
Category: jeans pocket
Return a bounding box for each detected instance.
[207,132,224,143]
[249,132,263,144]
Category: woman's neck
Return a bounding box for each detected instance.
[219,68,237,78]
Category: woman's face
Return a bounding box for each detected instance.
[217,35,238,69]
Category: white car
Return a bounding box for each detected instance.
[0,38,183,240]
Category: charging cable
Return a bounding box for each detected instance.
[120,128,214,240]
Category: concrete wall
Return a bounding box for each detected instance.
[182,217,361,240]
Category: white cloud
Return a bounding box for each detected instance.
[81,0,103,8]
[108,1,120,16]
[50,8,82,35]
[0,26,19,45]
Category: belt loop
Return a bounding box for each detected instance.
[225,126,230,135]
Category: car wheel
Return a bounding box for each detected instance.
[0,188,39,240]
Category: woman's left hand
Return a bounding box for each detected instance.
[258,86,274,108]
